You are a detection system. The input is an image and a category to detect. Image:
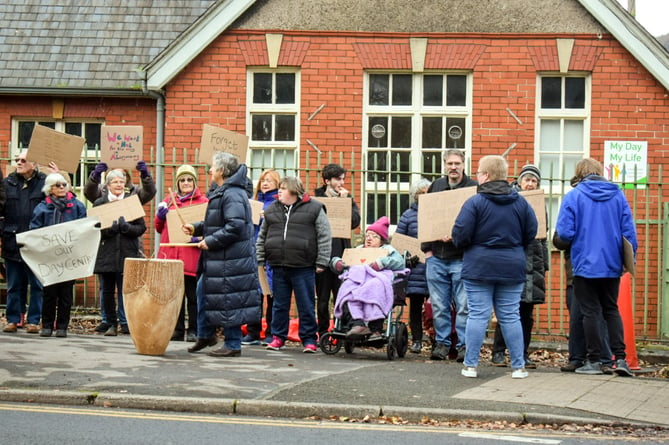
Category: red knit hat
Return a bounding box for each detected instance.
[366,216,390,242]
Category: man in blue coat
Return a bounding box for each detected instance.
[555,158,637,376]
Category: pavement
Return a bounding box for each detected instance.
[0,331,668,428]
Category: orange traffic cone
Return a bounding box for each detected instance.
[618,272,640,370]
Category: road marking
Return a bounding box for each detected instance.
[459,432,561,443]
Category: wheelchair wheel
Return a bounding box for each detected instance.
[319,333,341,355]
[344,340,356,354]
[396,322,409,358]
[386,336,397,361]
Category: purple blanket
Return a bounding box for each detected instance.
[334,265,394,322]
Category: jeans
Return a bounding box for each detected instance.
[425,256,467,348]
[98,274,126,325]
[492,301,534,357]
[223,325,242,350]
[5,259,43,325]
[573,276,626,363]
[196,276,215,339]
[566,285,613,365]
[270,266,318,346]
[463,279,525,369]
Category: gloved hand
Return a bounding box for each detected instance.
[329,257,347,275]
[156,202,169,220]
[118,216,130,234]
[190,236,200,243]
[92,162,108,182]
[370,261,382,271]
[407,255,420,269]
[108,220,120,235]
[136,160,150,179]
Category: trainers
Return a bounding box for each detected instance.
[613,359,634,377]
[346,325,371,339]
[491,351,506,366]
[524,356,537,369]
[39,328,53,337]
[456,347,466,363]
[431,343,449,360]
[461,366,477,378]
[55,329,67,338]
[368,331,384,341]
[104,325,118,337]
[601,364,615,375]
[575,361,603,375]
[94,322,110,333]
[303,344,317,353]
[511,368,529,379]
[410,341,423,354]
[560,361,582,372]
[266,336,285,351]
[241,334,261,346]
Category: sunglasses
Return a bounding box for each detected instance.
[52,183,68,188]
[15,158,27,164]
[178,177,194,183]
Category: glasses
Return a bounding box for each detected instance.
[15,158,27,164]
[178,177,194,183]
[365,232,381,240]
[52,182,68,188]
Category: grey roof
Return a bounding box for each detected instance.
[0,1,215,90]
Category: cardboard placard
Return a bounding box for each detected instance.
[249,199,264,225]
[312,197,353,239]
[341,247,387,266]
[100,125,143,170]
[26,124,85,174]
[391,232,426,264]
[258,265,271,296]
[17,218,101,286]
[166,202,208,243]
[199,124,248,164]
[519,189,547,239]
[417,187,477,242]
[623,237,636,276]
[87,194,145,229]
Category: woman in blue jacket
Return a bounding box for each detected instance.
[452,155,537,379]
[30,173,87,338]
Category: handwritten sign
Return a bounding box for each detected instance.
[27,125,85,174]
[249,199,264,225]
[101,125,143,170]
[166,202,208,243]
[17,218,101,286]
[312,197,353,239]
[199,124,248,164]
[341,247,387,266]
[519,189,547,239]
[87,194,145,229]
[391,232,425,264]
[417,187,476,242]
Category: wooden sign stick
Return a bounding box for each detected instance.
[167,187,187,226]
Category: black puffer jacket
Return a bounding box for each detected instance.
[193,164,260,328]
[1,170,46,261]
[93,194,146,273]
[522,238,549,304]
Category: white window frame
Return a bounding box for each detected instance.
[246,69,300,183]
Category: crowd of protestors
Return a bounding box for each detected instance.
[0,148,638,378]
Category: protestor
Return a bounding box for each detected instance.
[256,176,331,353]
[331,216,405,341]
[452,155,537,379]
[421,149,477,362]
[554,158,637,376]
[242,169,280,346]
[30,173,87,337]
[92,170,147,336]
[395,178,431,353]
[1,151,58,334]
[314,163,361,339]
[155,164,208,342]
[491,164,548,369]
[183,152,260,357]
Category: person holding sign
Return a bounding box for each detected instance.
[421,149,477,361]
[256,176,331,353]
[93,170,147,336]
[490,165,549,369]
[242,169,280,346]
[84,160,156,205]
[155,164,209,342]
[396,178,431,353]
[183,152,260,358]
[554,158,637,377]
[29,173,87,337]
[314,164,361,339]
[1,150,58,334]
[331,216,406,341]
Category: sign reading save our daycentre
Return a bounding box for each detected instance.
[603,140,648,189]
[101,125,143,170]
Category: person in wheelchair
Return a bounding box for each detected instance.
[330,216,406,341]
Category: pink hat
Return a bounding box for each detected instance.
[366,216,390,242]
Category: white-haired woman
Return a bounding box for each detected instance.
[30,173,87,337]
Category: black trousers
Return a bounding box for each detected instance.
[407,293,428,342]
[41,280,75,330]
[566,284,613,365]
[245,293,273,339]
[316,268,341,335]
[174,275,198,335]
[492,301,534,357]
[341,302,384,332]
[573,276,626,363]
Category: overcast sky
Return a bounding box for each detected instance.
[616,0,669,36]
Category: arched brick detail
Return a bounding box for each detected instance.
[425,44,487,70]
[527,45,559,71]
[278,40,310,66]
[238,38,268,66]
[353,42,411,69]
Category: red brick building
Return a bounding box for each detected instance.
[1,0,668,341]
